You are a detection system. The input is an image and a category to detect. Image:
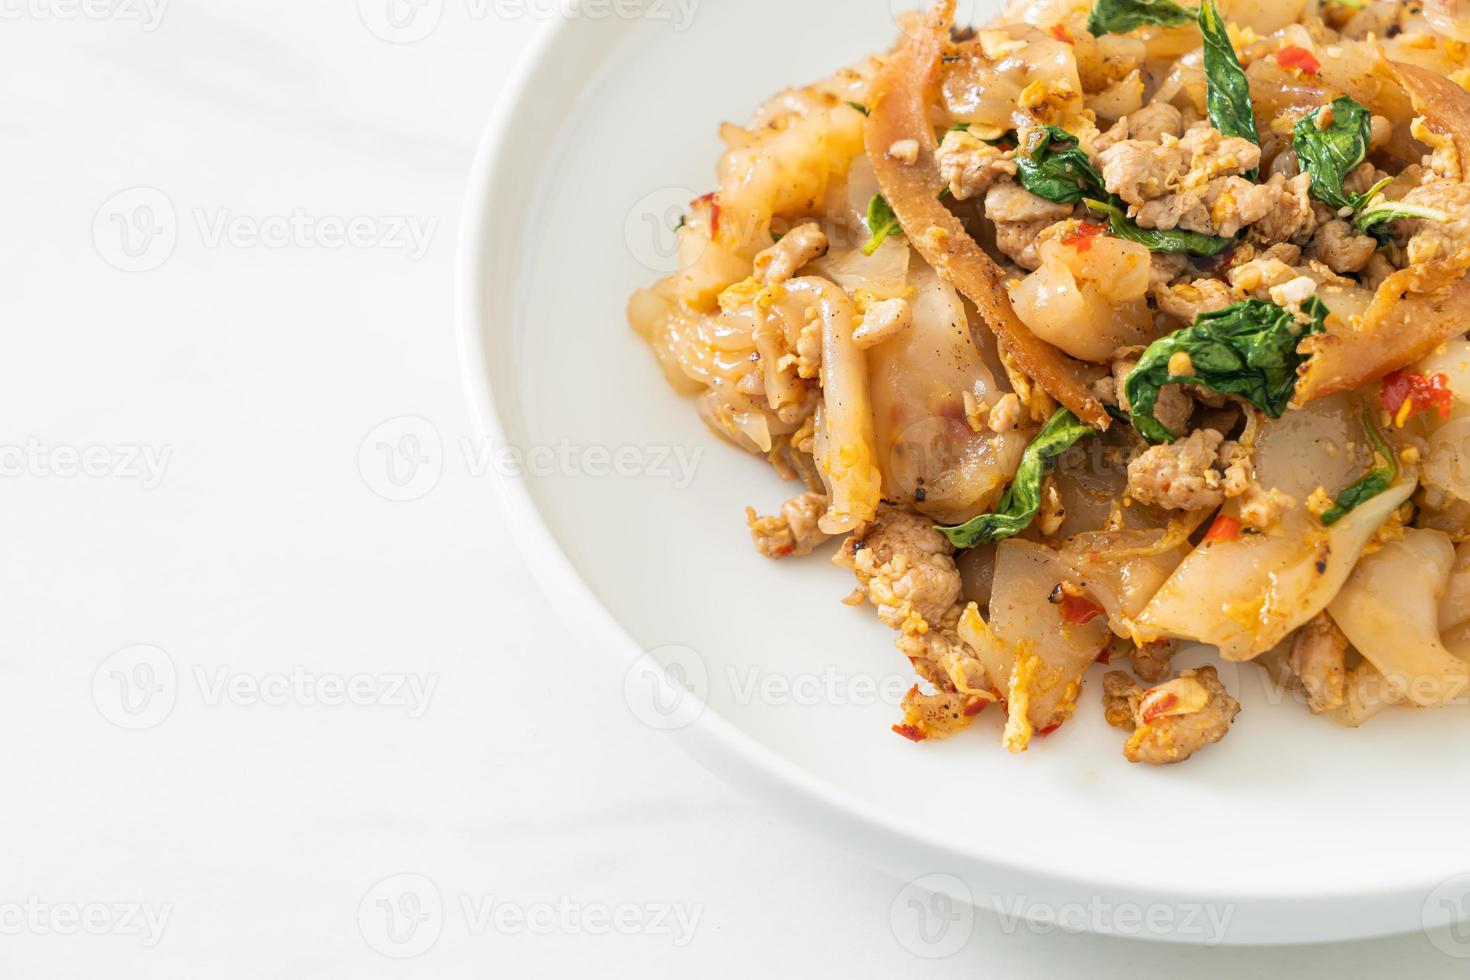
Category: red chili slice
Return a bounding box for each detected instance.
[1059,594,1103,625]
[1204,515,1242,543]
[1061,222,1103,252]
[1381,369,1454,425]
[1141,692,1179,725]
[1276,45,1321,75]
[892,724,927,742]
[691,191,721,237]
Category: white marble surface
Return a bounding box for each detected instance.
[1,1,1467,975]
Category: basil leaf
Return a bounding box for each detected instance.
[1294,97,1451,239]
[1015,125,1109,205]
[1086,0,1194,34]
[936,409,1097,548]
[1084,198,1236,256]
[1125,297,1328,443]
[1354,201,1452,238]
[863,195,903,256]
[1198,0,1259,178]
[1321,413,1398,526]
[845,101,870,116]
[1293,97,1373,212]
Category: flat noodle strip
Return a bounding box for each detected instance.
[1396,60,1470,164]
[1294,262,1470,404]
[863,0,1110,429]
[1294,59,1470,405]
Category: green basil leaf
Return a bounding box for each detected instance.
[1199,0,1260,178]
[1125,297,1328,443]
[1293,97,1373,212]
[845,101,870,116]
[1084,198,1237,256]
[1354,201,1452,238]
[1014,125,1110,205]
[1294,97,1450,240]
[863,194,903,256]
[1086,0,1194,35]
[1321,413,1398,526]
[936,409,1097,548]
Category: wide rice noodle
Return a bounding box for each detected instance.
[793,277,882,534]
[1328,528,1470,707]
[862,0,1110,428]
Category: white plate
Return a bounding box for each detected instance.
[458,0,1470,945]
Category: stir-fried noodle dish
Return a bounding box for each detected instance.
[627,0,1470,764]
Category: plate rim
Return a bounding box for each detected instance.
[453,10,1451,946]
